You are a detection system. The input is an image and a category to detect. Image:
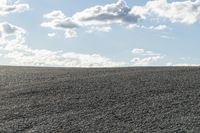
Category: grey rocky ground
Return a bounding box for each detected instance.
[0,66,200,132]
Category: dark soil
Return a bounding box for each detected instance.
[1,66,200,133]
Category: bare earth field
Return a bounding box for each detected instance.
[0,66,200,133]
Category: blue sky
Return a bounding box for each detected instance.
[0,0,200,67]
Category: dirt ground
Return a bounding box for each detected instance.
[0,66,200,132]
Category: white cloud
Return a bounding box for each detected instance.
[131,0,200,24]
[41,17,78,30]
[131,56,161,66]
[0,0,30,16]
[1,23,196,67]
[127,24,140,29]
[131,48,163,66]
[1,22,125,67]
[72,0,140,26]
[0,22,26,47]
[44,10,65,19]
[128,24,168,31]
[132,48,145,54]
[0,0,7,6]
[41,0,200,38]
[149,25,167,30]
[41,10,79,39]
[166,62,200,66]
[48,32,56,37]
[41,0,141,38]
[5,49,126,67]
[65,29,77,38]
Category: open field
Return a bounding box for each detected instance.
[0,66,200,132]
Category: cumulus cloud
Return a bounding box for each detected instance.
[131,0,200,24]
[1,23,195,67]
[5,49,125,67]
[1,22,125,67]
[41,0,141,38]
[41,17,78,30]
[0,22,26,47]
[41,0,200,38]
[0,0,30,16]
[72,0,140,26]
[41,10,79,38]
[131,48,163,66]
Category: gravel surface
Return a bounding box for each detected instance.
[1,66,200,133]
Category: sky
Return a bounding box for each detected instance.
[0,0,200,67]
